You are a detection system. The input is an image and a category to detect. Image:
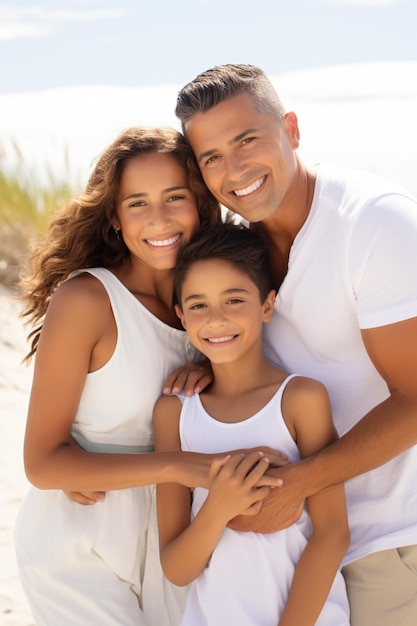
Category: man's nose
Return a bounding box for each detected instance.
[224,152,249,180]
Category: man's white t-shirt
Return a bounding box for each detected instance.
[263,162,417,565]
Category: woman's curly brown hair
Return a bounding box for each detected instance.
[20,126,221,361]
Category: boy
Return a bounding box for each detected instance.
[154,223,350,625]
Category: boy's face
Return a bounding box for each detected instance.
[175,259,275,365]
[184,93,300,224]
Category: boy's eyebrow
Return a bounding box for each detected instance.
[196,128,259,164]
[183,288,249,304]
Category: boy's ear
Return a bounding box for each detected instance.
[262,289,276,323]
[174,304,186,329]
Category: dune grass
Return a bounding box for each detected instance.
[0,142,71,290]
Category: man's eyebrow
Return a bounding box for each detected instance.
[196,128,259,164]
[183,288,249,303]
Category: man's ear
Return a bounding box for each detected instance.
[283,111,300,150]
[174,304,186,329]
[262,289,276,323]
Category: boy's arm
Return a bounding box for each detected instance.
[154,396,274,587]
[154,395,220,586]
[278,378,350,626]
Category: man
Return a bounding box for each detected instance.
[175,64,417,626]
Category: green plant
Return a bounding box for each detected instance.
[0,141,72,290]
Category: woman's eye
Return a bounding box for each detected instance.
[168,195,184,202]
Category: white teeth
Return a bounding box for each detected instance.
[206,335,235,343]
[146,234,181,247]
[233,176,265,197]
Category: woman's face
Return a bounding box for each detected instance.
[115,152,200,271]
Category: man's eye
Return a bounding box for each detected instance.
[206,155,218,166]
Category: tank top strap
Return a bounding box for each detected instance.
[274,373,301,405]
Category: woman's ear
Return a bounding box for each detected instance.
[174,304,186,329]
[262,289,276,323]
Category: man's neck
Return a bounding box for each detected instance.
[253,167,316,287]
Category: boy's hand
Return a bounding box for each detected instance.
[205,451,280,523]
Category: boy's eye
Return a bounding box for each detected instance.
[189,303,206,310]
[227,298,243,304]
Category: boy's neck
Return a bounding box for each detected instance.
[208,352,279,398]
[201,355,287,424]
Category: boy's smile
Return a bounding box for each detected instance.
[176,258,275,365]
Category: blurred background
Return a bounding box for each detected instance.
[1,0,417,290]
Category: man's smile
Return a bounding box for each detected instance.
[232,176,266,197]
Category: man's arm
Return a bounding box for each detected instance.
[230,316,417,533]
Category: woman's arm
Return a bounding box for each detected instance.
[278,377,350,626]
[154,395,273,587]
[23,277,212,493]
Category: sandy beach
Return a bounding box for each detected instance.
[0,288,34,625]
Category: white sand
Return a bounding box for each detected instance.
[0,289,34,625]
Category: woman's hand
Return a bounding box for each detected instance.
[63,490,105,505]
[163,360,213,396]
[244,446,289,469]
[62,437,105,504]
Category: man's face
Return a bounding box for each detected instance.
[185,93,299,223]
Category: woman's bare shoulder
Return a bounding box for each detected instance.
[51,271,111,314]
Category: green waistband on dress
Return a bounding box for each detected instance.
[72,432,155,454]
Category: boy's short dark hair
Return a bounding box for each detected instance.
[175,222,275,308]
[175,64,285,133]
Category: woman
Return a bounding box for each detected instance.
[14,126,222,626]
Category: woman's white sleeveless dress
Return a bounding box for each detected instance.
[15,268,198,625]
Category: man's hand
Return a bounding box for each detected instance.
[163,360,213,396]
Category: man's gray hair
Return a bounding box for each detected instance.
[176,64,285,133]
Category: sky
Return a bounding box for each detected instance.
[0,0,416,197]
[1,0,416,93]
